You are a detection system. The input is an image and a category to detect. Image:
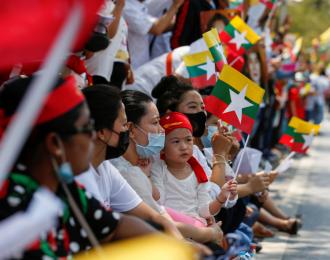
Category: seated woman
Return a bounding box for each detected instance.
[111,89,223,245]
[152,112,238,228]
[75,85,181,238]
[0,76,156,258]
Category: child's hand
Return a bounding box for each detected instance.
[209,221,223,245]
[220,179,238,200]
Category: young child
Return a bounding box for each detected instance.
[151,112,238,228]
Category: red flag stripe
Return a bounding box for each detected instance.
[205,95,255,134]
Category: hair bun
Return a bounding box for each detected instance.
[151,75,180,99]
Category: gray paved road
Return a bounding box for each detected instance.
[259,116,330,260]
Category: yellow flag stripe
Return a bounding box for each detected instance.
[289,117,320,134]
[203,28,221,48]
[183,51,213,67]
[219,65,264,104]
[230,16,260,43]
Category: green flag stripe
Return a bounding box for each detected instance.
[211,80,259,119]
[209,45,223,63]
[186,63,207,77]
[284,126,304,142]
[225,24,254,49]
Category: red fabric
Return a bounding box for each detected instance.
[165,52,173,76]
[187,156,208,183]
[226,48,245,72]
[160,154,208,184]
[170,0,190,49]
[36,76,85,125]
[160,112,192,135]
[0,0,103,71]
[66,55,93,85]
[287,85,305,119]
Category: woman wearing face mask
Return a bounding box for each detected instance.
[111,90,222,246]
[75,85,183,240]
[0,76,157,259]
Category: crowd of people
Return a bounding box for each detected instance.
[0,0,330,259]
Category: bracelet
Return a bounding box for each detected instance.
[213,160,226,167]
[214,154,227,160]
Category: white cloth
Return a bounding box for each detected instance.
[124,46,190,96]
[123,0,157,69]
[111,156,164,213]
[151,159,212,222]
[145,0,173,59]
[85,0,128,81]
[75,161,142,212]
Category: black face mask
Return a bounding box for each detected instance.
[105,130,130,159]
[184,112,207,138]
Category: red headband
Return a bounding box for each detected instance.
[35,76,85,125]
[160,112,192,135]
[0,76,85,140]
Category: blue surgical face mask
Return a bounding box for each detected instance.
[201,125,218,148]
[135,126,165,158]
[58,162,74,183]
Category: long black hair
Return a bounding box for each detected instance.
[121,90,153,125]
[82,84,122,131]
[151,75,194,116]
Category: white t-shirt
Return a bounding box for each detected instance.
[124,46,190,96]
[111,156,164,213]
[145,0,173,59]
[75,161,142,212]
[151,158,212,223]
[85,0,128,81]
[123,0,157,69]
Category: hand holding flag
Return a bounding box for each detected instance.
[205,65,265,134]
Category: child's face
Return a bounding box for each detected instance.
[164,128,193,163]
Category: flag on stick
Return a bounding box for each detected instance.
[205,65,265,134]
[183,51,217,89]
[203,28,227,71]
[219,16,260,55]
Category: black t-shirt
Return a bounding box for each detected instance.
[0,172,120,259]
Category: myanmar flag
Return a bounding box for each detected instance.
[203,28,227,71]
[204,65,265,134]
[279,117,320,152]
[219,16,260,55]
[291,131,314,154]
[183,51,217,89]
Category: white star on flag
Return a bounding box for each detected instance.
[302,132,314,150]
[223,85,254,123]
[197,56,215,80]
[229,30,249,51]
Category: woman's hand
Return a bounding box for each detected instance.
[211,132,232,157]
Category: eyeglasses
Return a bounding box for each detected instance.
[59,119,95,137]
